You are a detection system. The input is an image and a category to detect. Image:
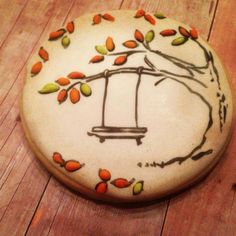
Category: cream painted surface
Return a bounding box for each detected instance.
[22,10,233,201]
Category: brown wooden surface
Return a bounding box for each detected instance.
[0,0,235,235]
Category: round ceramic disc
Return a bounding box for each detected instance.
[21,10,234,202]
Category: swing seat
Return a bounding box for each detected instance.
[87,126,147,145]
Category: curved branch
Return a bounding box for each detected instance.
[108,50,146,56]
[152,77,213,168]
[159,69,207,88]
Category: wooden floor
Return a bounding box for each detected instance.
[0,0,235,235]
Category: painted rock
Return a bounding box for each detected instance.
[21,10,234,202]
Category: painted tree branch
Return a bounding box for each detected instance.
[107,39,209,78]
[194,40,227,131]
[143,42,207,76]
[66,65,207,93]
[141,76,213,168]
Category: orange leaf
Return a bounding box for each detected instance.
[90,55,104,63]
[52,152,65,166]
[110,178,135,188]
[57,89,67,104]
[95,182,108,194]
[102,13,115,21]
[93,14,101,25]
[144,14,156,25]
[106,37,115,51]
[123,40,138,48]
[134,29,144,42]
[38,47,49,62]
[31,61,42,76]
[190,28,198,39]
[55,77,70,86]
[66,21,74,33]
[64,160,84,172]
[178,26,190,37]
[134,9,145,18]
[99,169,111,181]
[114,55,127,66]
[70,88,80,104]
[67,72,85,79]
[48,29,66,40]
[160,29,177,37]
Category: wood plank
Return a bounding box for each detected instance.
[121,0,161,11]
[0,0,54,104]
[0,122,25,186]
[0,150,50,236]
[209,0,236,84]
[25,178,65,236]
[46,187,167,236]
[0,125,33,220]
[0,0,28,46]
[162,0,236,235]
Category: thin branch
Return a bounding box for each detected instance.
[153,76,213,167]
[154,78,166,86]
[144,55,156,71]
[160,70,207,88]
[66,71,104,91]
[143,42,207,75]
[66,63,207,92]
[108,50,146,56]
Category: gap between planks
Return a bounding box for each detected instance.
[207,0,220,41]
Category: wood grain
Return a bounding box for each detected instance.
[0,0,28,47]
[0,0,235,235]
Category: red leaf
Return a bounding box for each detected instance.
[144,14,156,25]
[102,13,115,21]
[67,72,85,79]
[134,29,144,42]
[114,55,127,66]
[134,9,145,18]
[110,178,135,188]
[160,29,177,36]
[89,55,104,63]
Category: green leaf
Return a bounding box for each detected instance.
[95,45,107,55]
[133,181,144,195]
[145,30,155,43]
[80,83,92,96]
[38,83,60,94]
[61,36,70,48]
[171,37,188,46]
[154,12,166,19]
